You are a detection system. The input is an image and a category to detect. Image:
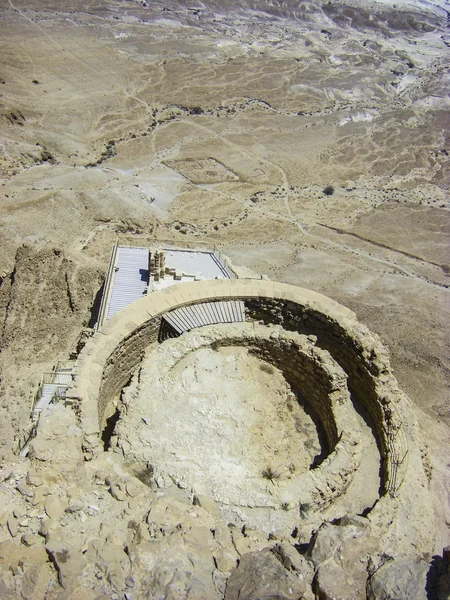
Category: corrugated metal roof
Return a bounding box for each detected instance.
[106,247,149,320]
[163,300,246,335]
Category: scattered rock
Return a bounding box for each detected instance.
[125,479,143,498]
[193,494,222,519]
[272,542,315,583]
[28,405,83,470]
[31,487,47,506]
[20,563,52,599]
[16,482,34,499]
[26,472,43,487]
[38,518,52,538]
[106,476,128,501]
[7,516,19,537]
[128,536,220,600]
[0,579,20,599]
[21,534,36,547]
[233,527,269,556]
[0,467,13,483]
[214,548,239,572]
[45,495,65,520]
[65,503,83,514]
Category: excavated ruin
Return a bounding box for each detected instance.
[29,276,434,598]
[0,274,447,599]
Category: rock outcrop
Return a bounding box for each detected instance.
[224,548,307,600]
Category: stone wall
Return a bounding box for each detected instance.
[69,279,409,498]
[113,322,364,517]
[98,317,162,422]
[213,334,342,454]
[245,298,406,495]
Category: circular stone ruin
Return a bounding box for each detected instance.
[112,323,378,532]
[70,279,432,550]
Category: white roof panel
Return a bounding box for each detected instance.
[106,247,148,320]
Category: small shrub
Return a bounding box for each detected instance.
[262,466,280,483]
[135,463,154,487]
[323,185,334,196]
[281,502,290,511]
[299,502,311,519]
[259,362,274,375]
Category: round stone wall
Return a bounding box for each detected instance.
[69,279,411,504]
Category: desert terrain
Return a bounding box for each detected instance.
[0,0,449,598]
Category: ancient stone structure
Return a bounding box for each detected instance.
[149,249,166,282]
[0,277,440,599]
[69,278,431,553]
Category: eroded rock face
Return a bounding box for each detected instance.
[28,404,83,469]
[0,246,102,451]
[224,548,307,600]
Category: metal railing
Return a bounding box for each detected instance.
[32,368,74,412]
[386,422,409,496]
[41,372,73,385]
[96,240,119,330]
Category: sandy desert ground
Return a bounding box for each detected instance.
[0,0,449,597]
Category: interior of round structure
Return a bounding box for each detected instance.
[111,323,381,531]
[127,345,320,488]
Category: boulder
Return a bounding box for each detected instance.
[232,526,269,556]
[272,543,315,584]
[84,537,129,591]
[129,534,220,600]
[214,548,239,572]
[0,580,20,600]
[20,563,52,600]
[7,516,19,538]
[366,555,429,600]
[307,515,378,600]
[224,547,306,600]
[45,495,66,519]
[46,540,88,589]
[0,539,48,572]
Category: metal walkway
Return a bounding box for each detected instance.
[33,368,73,413]
[162,300,246,336]
[106,247,149,321]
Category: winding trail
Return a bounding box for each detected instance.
[196,184,449,292]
